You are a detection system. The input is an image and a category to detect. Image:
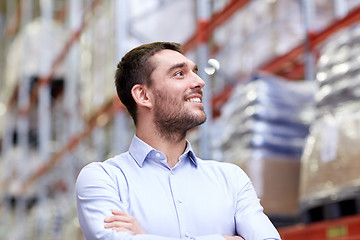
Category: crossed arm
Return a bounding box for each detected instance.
[104,210,244,240]
[77,162,280,239]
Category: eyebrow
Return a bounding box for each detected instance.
[167,62,198,74]
[167,62,187,74]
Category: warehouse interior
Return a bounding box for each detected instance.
[1,0,360,239]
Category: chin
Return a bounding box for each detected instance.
[197,114,207,125]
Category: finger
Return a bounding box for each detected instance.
[111,210,129,216]
[104,215,130,223]
[104,217,133,224]
[105,221,132,229]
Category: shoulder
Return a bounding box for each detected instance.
[197,158,243,172]
[76,153,131,188]
[196,158,250,183]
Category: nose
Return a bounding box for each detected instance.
[191,72,205,89]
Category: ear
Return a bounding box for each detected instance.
[131,84,152,108]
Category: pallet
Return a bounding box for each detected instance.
[268,214,302,228]
[278,214,360,240]
[300,189,360,224]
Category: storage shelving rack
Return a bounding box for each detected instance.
[1,1,360,239]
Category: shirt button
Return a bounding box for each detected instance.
[178,199,183,203]
[185,232,190,237]
[171,170,175,175]
[155,153,161,157]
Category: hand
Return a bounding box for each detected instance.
[223,235,244,240]
[104,210,146,235]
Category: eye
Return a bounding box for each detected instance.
[174,71,184,77]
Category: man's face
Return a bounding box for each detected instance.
[148,49,206,136]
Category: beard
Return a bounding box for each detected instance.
[152,89,206,142]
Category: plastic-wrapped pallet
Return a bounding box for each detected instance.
[220,73,316,221]
[315,22,360,116]
[299,22,360,222]
[300,112,360,209]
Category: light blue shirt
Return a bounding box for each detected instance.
[76,135,281,240]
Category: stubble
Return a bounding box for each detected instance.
[152,89,206,142]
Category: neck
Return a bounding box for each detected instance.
[136,120,187,168]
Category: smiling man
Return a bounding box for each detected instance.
[76,42,281,240]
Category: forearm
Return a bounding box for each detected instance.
[80,209,227,240]
[134,234,226,240]
[102,210,238,240]
[82,231,227,240]
[234,181,281,240]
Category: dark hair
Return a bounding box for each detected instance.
[115,42,182,125]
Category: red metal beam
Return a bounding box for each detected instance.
[10,0,103,113]
[279,214,360,240]
[4,0,249,190]
[17,1,360,188]
[1,0,106,191]
[21,96,124,190]
[310,6,360,48]
[212,85,234,118]
[277,61,305,80]
[212,5,360,115]
[260,5,360,74]
[182,0,250,53]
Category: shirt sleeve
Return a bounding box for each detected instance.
[76,163,227,240]
[233,167,281,240]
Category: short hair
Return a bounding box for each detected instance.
[115,42,183,125]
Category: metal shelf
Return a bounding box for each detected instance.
[260,4,360,78]
[210,4,360,117]
[279,214,360,240]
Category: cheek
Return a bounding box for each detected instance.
[154,91,181,109]
[152,84,186,106]
[168,83,187,94]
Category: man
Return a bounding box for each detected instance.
[76,42,281,240]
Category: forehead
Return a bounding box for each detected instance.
[151,49,195,70]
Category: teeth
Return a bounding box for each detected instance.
[186,98,201,103]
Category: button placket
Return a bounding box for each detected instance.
[168,167,188,238]
[185,232,195,239]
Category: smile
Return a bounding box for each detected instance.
[186,98,202,103]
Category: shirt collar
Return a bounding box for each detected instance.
[129,135,198,167]
[182,139,198,166]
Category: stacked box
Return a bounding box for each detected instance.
[260,157,301,216]
[300,114,360,208]
[220,73,316,217]
[299,22,360,211]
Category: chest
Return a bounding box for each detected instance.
[120,164,236,237]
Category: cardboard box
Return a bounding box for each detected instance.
[299,114,360,207]
[237,156,301,216]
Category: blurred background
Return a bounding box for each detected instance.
[1,0,360,239]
